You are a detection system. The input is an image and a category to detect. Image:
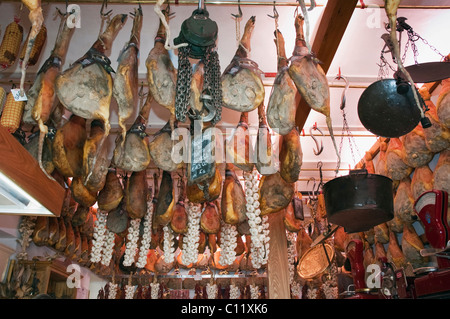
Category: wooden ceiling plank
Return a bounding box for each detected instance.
[295,0,358,131]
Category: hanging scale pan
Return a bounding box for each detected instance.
[405,61,450,83]
[357,78,422,138]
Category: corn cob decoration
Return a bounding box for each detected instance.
[0,87,6,113]
[20,24,47,67]
[0,91,26,133]
[0,18,24,70]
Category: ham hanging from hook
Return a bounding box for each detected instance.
[288,14,341,172]
[221,16,265,113]
[113,6,143,145]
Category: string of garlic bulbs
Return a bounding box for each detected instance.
[181,201,201,265]
[123,218,141,266]
[100,229,115,266]
[125,284,136,299]
[286,231,302,298]
[162,225,175,263]
[219,221,238,266]
[150,282,160,299]
[136,204,154,268]
[250,284,259,299]
[244,170,270,269]
[91,210,108,263]
[108,282,118,299]
[229,284,240,299]
[206,282,218,299]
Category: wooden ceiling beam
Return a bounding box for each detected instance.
[295,0,358,131]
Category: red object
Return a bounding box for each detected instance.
[264,72,278,78]
[414,190,449,269]
[414,269,450,298]
[359,0,366,9]
[346,239,366,290]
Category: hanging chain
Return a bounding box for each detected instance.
[203,46,222,125]
[175,46,192,123]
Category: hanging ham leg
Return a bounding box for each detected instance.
[24,14,75,179]
[221,16,265,113]
[146,6,177,128]
[288,15,340,170]
[126,170,148,219]
[20,0,43,95]
[113,6,143,144]
[255,103,277,176]
[221,163,247,225]
[56,13,128,137]
[279,127,303,183]
[112,93,152,172]
[436,62,450,129]
[226,112,254,172]
[267,29,299,135]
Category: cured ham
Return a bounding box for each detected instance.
[24,129,55,176]
[23,14,75,179]
[411,165,433,200]
[83,120,109,193]
[288,14,340,168]
[149,120,183,172]
[401,125,433,168]
[385,138,413,181]
[375,140,388,177]
[221,16,264,113]
[226,112,254,172]
[170,179,188,234]
[419,86,450,152]
[258,172,294,216]
[112,94,152,172]
[52,115,87,178]
[387,230,406,269]
[146,6,177,128]
[435,59,450,129]
[125,170,148,219]
[19,0,44,94]
[267,29,299,135]
[56,13,128,138]
[402,223,428,268]
[221,164,247,225]
[97,170,123,212]
[186,168,222,204]
[255,103,277,176]
[113,7,142,144]
[201,202,221,234]
[433,149,450,194]
[393,178,416,225]
[279,127,302,183]
[154,170,175,227]
[283,202,302,232]
[71,176,97,207]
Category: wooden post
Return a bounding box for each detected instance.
[267,210,290,299]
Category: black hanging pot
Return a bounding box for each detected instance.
[323,169,394,233]
[357,78,422,138]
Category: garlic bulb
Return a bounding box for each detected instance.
[136,204,154,268]
[91,211,108,263]
[181,201,201,265]
[101,229,115,266]
[229,284,240,299]
[244,170,270,269]
[150,282,160,299]
[286,231,302,298]
[123,218,141,266]
[206,282,218,299]
[250,284,259,299]
[125,284,135,299]
[219,221,238,266]
[108,283,118,299]
[162,225,175,263]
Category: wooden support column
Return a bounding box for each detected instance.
[267,0,358,299]
[295,0,359,131]
[267,210,290,299]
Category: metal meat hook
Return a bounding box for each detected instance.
[267,1,279,20]
[310,125,324,155]
[231,0,243,19]
[335,74,349,110]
